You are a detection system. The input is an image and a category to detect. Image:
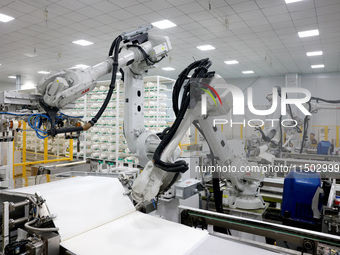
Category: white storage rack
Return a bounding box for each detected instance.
[66,76,175,168]
[15,132,70,157]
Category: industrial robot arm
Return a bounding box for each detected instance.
[250,89,340,157]
[132,59,265,209]
[37,25,171,136]
[248,87,306,160]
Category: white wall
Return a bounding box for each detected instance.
[0,82,16,91]
[227,76,286,106]
[226,72,340,104]
[301,73,340,100]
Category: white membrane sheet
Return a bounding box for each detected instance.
[12,177,135,241]
[12,177,208,254]
[61,211,208,255]
[186,235,278,255]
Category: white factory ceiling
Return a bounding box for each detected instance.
[0,0,340,88]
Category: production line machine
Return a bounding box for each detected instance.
[1,176,340,255]
[0,25,340,254]
[0,24,266,210]
[246,87,340,164]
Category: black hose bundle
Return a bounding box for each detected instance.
[172,58,212,116]
[156,126,171,140]
[157,59,230,234]
[311,97,340,104]
[153,58,212,173]
[88,36,122,126]
[153,96,190,172]
[126,44,165,66]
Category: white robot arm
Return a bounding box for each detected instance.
[37,29,264,210]
[249,88,306,159]
[38,31,171,109]
[36,25,171,136]
[131,59,265,209]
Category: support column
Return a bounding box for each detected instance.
[16,75,21,90]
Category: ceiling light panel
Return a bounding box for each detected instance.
[0,13,14,22]
[162,67,175,71]
[224,60,239,65]
[22,82,36,90]
[311,64,324,68]
[306,51,323,56]
[8,76,16,79]
[72,40,93,46]
[298,29,319,38]
[242,71,254,74]
[24,53,38,57]
[152,20,177,29]
[197,45,215,51]
[285,0,303,3]
[72,64,90,69]
[37,71,50,74]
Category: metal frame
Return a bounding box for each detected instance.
[281,152,340,161]
[0,134,14,188]
[179,206,340,254]
[13,121,74,185]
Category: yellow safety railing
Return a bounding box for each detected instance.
[13,121,74,182]
[178,127,197,150]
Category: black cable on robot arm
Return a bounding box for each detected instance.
[153,95,191,172]
[172,58,210,116]
[153,58,211,173]
[89,36,122,126]
[108,37,118,57]
[126,44,165,65]
[311,97,340,104]
[54,36,123,135]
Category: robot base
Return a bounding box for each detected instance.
[231,195,266,210]
[224,190,266,210]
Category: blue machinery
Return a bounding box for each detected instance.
[282,171,323,226]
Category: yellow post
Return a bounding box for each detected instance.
[324,126,328,141]
[22,121,27,179]
[69,139,73,161]
[240,125,243,139]
[12,140,15,185]
[44,137,48,161]
[284,132,286,143]
[194,128,198,144]
[336,126,339,147]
